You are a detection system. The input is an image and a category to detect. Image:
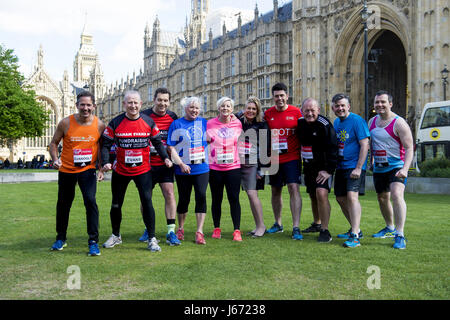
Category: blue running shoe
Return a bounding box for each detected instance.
[372,227,397,238]
[166,231,181,246]
[266,222,284,234]
[51,240,67,251]
[393,235,407,249]
[343,233,361,248]
[139,229,149,242]
[337,228,364,239]
[88,241,101,256]
[292,227,303,240]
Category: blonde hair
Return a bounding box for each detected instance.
[245,96,262,123]
[216,96,234,110]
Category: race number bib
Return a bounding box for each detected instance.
[217,149,234,164]
[125,150,143,167]
[373,150,389,167]
[338,143,344,157]
[273,136,288,154]
[73,149,92,167]
[301,146,313,160]
[238,141,253,155]
[189,146,205,163]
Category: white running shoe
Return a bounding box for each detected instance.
[148,237,161,252]
[102,234,122,248]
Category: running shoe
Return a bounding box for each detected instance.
[88,241,101,256]
[372,227,397,238]
[232,230,242,242]
[318,229,332,243]
[195,232,206,245]
[51,240,67,251]
[301,222,322,233]
[102,234,122,248]
[138,229,149,242]
[176,228,185,241]
[393,235,407,249]
[266,222,284,234]
[148,237,161,252]
[166,231,181,246]
[337,228,364,239]
[291,227,303,240]
[343,233,361,248]
[212,227,221,239]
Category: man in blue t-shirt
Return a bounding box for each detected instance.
[331,93,370,248]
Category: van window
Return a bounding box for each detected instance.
[420,106,450,129]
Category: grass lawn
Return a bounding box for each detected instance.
[0,180,448,300]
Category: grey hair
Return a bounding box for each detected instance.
[180,96,203,116]
[301,97,319,109]
[216,96,234,110]
[123,90,141,102]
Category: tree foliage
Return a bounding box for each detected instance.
[0,45,49,147]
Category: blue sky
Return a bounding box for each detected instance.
[0,0,278,85]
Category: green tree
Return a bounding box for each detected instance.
[0,44,49,147]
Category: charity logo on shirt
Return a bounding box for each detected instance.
[337,130,349,157]
[187,125,204,141]
[217,127,235,139]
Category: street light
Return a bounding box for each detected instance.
[361,0,369,122]
[441,65,449,101]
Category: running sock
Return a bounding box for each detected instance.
[167,220,176,234]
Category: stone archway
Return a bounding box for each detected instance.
[332,2,411,120]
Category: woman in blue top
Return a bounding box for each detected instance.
[167,97,209,245]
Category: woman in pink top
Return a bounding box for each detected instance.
[207,97,243,241]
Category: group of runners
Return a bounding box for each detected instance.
[48,82,414,256]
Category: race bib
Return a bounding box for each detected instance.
[217,149,234,164]
[338,143,344,157]
[373,150,389,167]
[301,146,313,160]
[189,146,205,163]
[73,149,92,167]
[273,136,288,154]
[238,141,253,155]
[125,150,143,167]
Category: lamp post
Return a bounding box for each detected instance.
[442,65,449,101]
[361,0,369,121]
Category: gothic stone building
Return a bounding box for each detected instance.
[2,0,448,161]
[95,0,449,142]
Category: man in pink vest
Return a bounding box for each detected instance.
[368,90,414,249]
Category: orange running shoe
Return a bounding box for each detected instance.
[176,228,184,241]
[195,232,206,245]
[212,227,221,239]
[232,230,242,242]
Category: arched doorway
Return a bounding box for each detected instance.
[367,30,407,119]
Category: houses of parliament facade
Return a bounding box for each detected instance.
[2,0,449,161]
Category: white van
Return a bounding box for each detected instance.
[416,100,450,169]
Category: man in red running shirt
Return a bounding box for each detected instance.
[140,88,180,246]
[264,83,303,240]
[100,90,173,252]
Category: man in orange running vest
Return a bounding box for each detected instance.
[49,91,105,256]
